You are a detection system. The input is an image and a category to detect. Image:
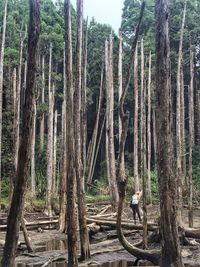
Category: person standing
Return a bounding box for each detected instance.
[130,191,142,224]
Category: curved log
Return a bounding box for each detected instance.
[116,181,161,266]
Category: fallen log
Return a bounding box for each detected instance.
[86,217,157,231]
[0,219,59,231]
[184,228,200,239]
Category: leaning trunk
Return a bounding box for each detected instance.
[188,48,194,228]
[0,0,8,201]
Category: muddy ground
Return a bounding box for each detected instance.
[0,204,200,266]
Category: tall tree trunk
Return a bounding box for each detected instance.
[0,0,8,201]
[53,109,58,194]
[1,1,40,265]
[118,31,124,170]
[82,19,88,186]
[46,44,54,217]
[194,87,200,146]
[155,0,183,266]
[22,60,27,107]
[141,39,148,248]
[140,39,144,191]
[64,0,78,265]
[10,68,17,198]
[59,47,67,232]
[86,64,104,185]
[147,51,152,204]
[31,97,37,198]
[176,0,187,222]
[188,47,194,228]
[14,31,25,172]
[152,107,157,169]
[180,67,186,185]
[133,44,139,192]
[105,35,119,206]
[74,0,90,260]
[39,55,45,153]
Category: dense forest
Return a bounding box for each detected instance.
[0,0,200,266]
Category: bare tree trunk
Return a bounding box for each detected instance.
[10,68,17,198]
[147,51,152,204]
[31,97,37,198]
[74,0,90,260]
[188,47,194,228]
[105,35,119,206]
[21,216,34,253]
[152,108,157,169]
[155,0,183,266]
[59,47,67,232]
[86,64,104,185]
[82,19,88,186]
[133,44,139,192]
[64,0,78,265]
[22,60,27,107]
[118,31,125,171]
[90,115,106,182]
[40,55,45,153]
[176,0,187,222]
[0,0,8,201]
[180,67,186,185]
[53,109,58,194]
[140,40,144,191]
[1,1,40,265]
[194,88,200,146]
[46,43,54,217]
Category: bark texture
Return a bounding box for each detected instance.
[74,0,90,260]
[155,0,184,266]
[64,0,78,265]
[1,1,40,265]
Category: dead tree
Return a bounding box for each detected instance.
[176,0,187,222]
[86,64,104,185]
[81,19,88,183]
[1,1,40,265]
[188,47,194,228]
[39,55,45,153]
[147,51,152,204]
[74,0,90,260]
[0,0,8,201]
[53,109,58,194]
[46,43,54,217]
[133,44,139,191]
[105,35,119,206]
[64,0,78,265]
[118,31,124,171]
[59,46,67,232]
[31,97,37,197]
[155,0,184,266]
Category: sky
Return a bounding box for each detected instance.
[71,0,124,33]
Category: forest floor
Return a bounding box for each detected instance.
[0,203,200,266]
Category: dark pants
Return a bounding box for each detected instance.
[131,204,141,221]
